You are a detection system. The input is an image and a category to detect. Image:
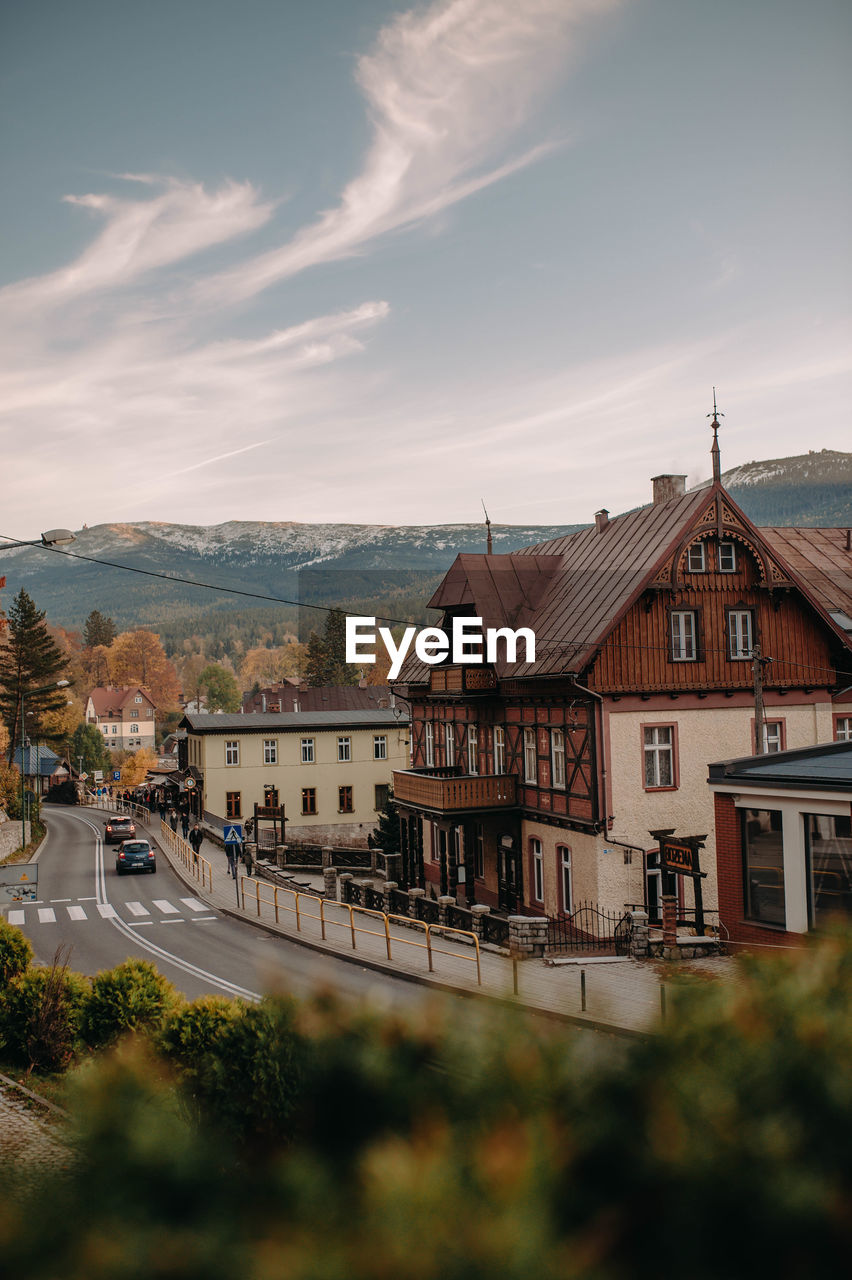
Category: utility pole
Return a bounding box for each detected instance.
[752,644,769,754]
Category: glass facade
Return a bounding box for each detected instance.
[742,808,785,926]
[805,813,852,927]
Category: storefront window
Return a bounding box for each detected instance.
[805,813,852,927]
[742,808,785,926]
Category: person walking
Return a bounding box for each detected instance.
[189,823,202,867]
[226,842,239,880]
[181,810,189,841]
[168,808,178,832]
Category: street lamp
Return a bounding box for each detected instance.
[18,679,71,853]
[1,530,77,550]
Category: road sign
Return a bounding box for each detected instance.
[184,777,196,789]
[223,824,243,845]
[80,772,89,781]
[94,770,104,782]
[112,771,121,781]
[0,865,39,901]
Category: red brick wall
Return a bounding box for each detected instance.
[714,792,803,949]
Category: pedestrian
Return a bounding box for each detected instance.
[226,842,239,880]
[181,811,189,840]
[169,808,178,832]
[159,796,166,821]
[189,823,202,866]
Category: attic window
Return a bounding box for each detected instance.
[718,542,737,572]
[687,543,706,573]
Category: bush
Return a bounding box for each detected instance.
[0,919,33,985]
[80,959,180,1049]
[158,996,239,1094]
[0,958,89,1072]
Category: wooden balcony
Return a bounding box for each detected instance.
[393,769,518,814]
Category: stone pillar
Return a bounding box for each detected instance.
[338,872,354,904]
[437,895,455,927]
[323,866,339,900]
[508,915,548,958]
[470,903,490,940]
[322,846,334,869]
[662,896,678,949]
[383,852,402,884]
[370,845,378,874]
[408,886,426,919]
[629,909,650,959]
[276,844,287,870]
[383,881,397,914]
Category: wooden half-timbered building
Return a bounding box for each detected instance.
[393,430,852,923]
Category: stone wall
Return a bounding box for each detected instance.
[0,817,29,860]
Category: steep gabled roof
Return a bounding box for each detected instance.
[87,686,155,714]
[761,527,852,634]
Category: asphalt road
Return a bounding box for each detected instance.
[7,807,441,1009]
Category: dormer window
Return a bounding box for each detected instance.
[687,543,706,573]
[718,542,737,572]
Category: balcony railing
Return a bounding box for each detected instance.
[393,769,517,813]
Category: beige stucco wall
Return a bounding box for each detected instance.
[521,819,645,917]
[193,724,408,844]
[605,698,834,911]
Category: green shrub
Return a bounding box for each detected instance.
[158,995,239,1093]
[0,918,33,985]
[0,961,89,1072]
[80,959,180,1048]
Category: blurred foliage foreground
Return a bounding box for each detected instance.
[2,926,852,1280]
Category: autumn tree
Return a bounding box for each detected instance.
[70,723,113,776]
[238,644,305,688]
[0,590,71,762]
[115,746,158,787]
[198,665,241,713]
[83,610,116,649]
[109,631,181,709]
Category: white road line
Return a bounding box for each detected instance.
[125,902,150,917]
[97,904,118,919]
[67,906,87,921]
[132,920,155,927]
[181,898,206,912]
[191,916,218,922]
[8,910,25,926]
[152,900,179,915]
[159,919,184,925]
[50,898,72,903]
[79,896,97,901]
[38,908,57,924]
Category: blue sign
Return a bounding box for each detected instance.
[223,824,243,845]
[112,771,121,781]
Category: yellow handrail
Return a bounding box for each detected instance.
[159,820,213,891]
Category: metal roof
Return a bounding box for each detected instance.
[761,527,852,626]
[708,740,852,791]
[181,708,407,733]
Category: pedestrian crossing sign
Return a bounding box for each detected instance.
[224,825,243,844]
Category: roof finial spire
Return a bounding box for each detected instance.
[707,387,724,485]
[481,499,493,555]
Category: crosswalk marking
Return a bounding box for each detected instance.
[4,896,217,928]
[67,906,86,921]
[181,898,206,913]
[97,904,118,919]
[125,901,150,917]
[38,908,56,924]
[153,900,179,915]
[8,910,25,926]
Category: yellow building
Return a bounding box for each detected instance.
[181,709,409,846]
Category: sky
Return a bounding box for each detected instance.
[1,0,850,537]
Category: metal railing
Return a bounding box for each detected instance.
[159,820,213,892]
[238,877,482,985]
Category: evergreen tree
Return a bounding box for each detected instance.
[303,631,327,688]
[367,789,399,854]
[83,610,116,649]
[0,590,71,762]
[69,722,113,776]
[323,608,358,685]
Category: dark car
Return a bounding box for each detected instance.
[116,839,156,875]
[104,815,136,845]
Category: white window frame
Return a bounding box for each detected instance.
[493,726,505,775]
[643,725,674,789]
[134,695,143,704]
[686,542,706,572]
[531,837,544,903]
[337,736,351,763]
[835,717,852,742]
[467,724,478,775]
[559,846,572,914]
[444,723,455,768]
[225,740,239,766]
[524,728,537,784]
[425,722,435,767]
[763,721,783,754]
[130,723,139,734]
[718,541,737,572]
[551,728,566,788]
[301,737,314,764]
[373,734,387,761]
[728,610,754,660]
[263,739,278,766]
[670,610,697,662]
[129,709,139,718]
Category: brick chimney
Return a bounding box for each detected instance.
[595,509,609,533]
[651,474,687,505]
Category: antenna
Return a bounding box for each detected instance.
[481,498,493,556]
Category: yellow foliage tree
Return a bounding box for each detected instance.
[109,631,181,710]
[115,746,158,787]
[239,644,306,688]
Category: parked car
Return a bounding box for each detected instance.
[115,839,156,875]
[104,815,136,844]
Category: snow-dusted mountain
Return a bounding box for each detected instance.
[2,449,848,637]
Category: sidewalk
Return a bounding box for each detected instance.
[139,812,735,1037]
